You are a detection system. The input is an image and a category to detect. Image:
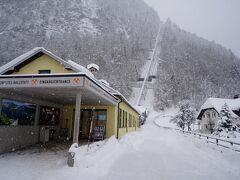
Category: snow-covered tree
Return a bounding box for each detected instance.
[171,100,196,131]
[214,103,236,134]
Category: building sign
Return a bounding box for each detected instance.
[93,126,105,140]
[0,76,84,88]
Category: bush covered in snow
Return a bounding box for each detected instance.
[214,103,237,137]
[170,100,196,131]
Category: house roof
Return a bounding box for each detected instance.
[0,47,94,77]
[0,47,139,114]
[98,80,141,115]
[197,98,240,119]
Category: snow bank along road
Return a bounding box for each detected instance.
[0,112,240,180]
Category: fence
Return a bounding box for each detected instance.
[153,121,240,153]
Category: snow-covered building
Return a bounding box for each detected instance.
[0,47,140,154]
[197,97,240,133]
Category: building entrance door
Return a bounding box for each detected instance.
[79,109,107,139]
[79,110,93,139]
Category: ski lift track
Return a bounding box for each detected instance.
[136,27,162,106]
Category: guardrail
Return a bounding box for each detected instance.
[153,121,240,153]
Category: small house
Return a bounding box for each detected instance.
[197,97,240,133]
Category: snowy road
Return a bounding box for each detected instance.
[0,112,240,180]
[100,122,240,180]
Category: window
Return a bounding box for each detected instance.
[0,99,36,126]
[97,110,107,121]
[122,110,125,127]
[129,114,132,127]
[133,116,136,127]
[38,70,51,74]
[207,112,210,118]
[125,111,128,128]
[39,106,60,126]
[119,109,122,128]
[212,112,216,117]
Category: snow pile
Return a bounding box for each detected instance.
[73,137,124,172]
[153,107,179,129]
[71,133,144,171]
[214,131,240,143]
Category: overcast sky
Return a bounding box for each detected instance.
[144,0,240,57]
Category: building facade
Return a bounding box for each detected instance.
[197,98,240,133]
[0,47,140,154]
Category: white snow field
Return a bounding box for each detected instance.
[0,111,240,180]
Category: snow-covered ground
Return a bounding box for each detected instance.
[154,108,240,145]
[1,111,240,180]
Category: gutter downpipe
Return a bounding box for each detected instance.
[117,99,123,139]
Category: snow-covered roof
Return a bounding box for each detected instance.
[98,81,140,114]
[198,98,240,118]
[67,60,94,78]
[99,79,110,86]
[0,47,138,114]
[0,47,86,75]
[87,63,99,71]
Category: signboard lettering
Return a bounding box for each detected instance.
[0,76,83,88]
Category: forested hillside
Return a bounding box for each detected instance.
[1,0,239,108]
[154,19,240,109]
[0,0,160,97]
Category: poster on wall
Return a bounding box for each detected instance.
[0,99,36,126]
[39,106,60,126]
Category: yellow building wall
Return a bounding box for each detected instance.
[62,100,139,139]
[62,105,117,138]
[117,100,140,138]
[2,50,140,140]
[13,55,74,74]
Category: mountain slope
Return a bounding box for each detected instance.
[154,19,240,109]
[0,0,160,97]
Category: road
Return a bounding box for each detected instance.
[99,113,240,180]
[1,112,240,180]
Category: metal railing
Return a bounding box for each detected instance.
[153,121,240,153]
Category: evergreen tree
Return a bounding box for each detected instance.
[214,103,236,134]
[171,100,196,131]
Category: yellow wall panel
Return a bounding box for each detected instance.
[13,55,74,74]
[62,104,117,138]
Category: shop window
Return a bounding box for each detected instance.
[125,111,128,128]
[119,109,122,128]
[122,110,125,128]
[39,106,60,126]
[0,99,36,126]
[38,70,51,74]
[129,114,132,127]
[97,110,107,121]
